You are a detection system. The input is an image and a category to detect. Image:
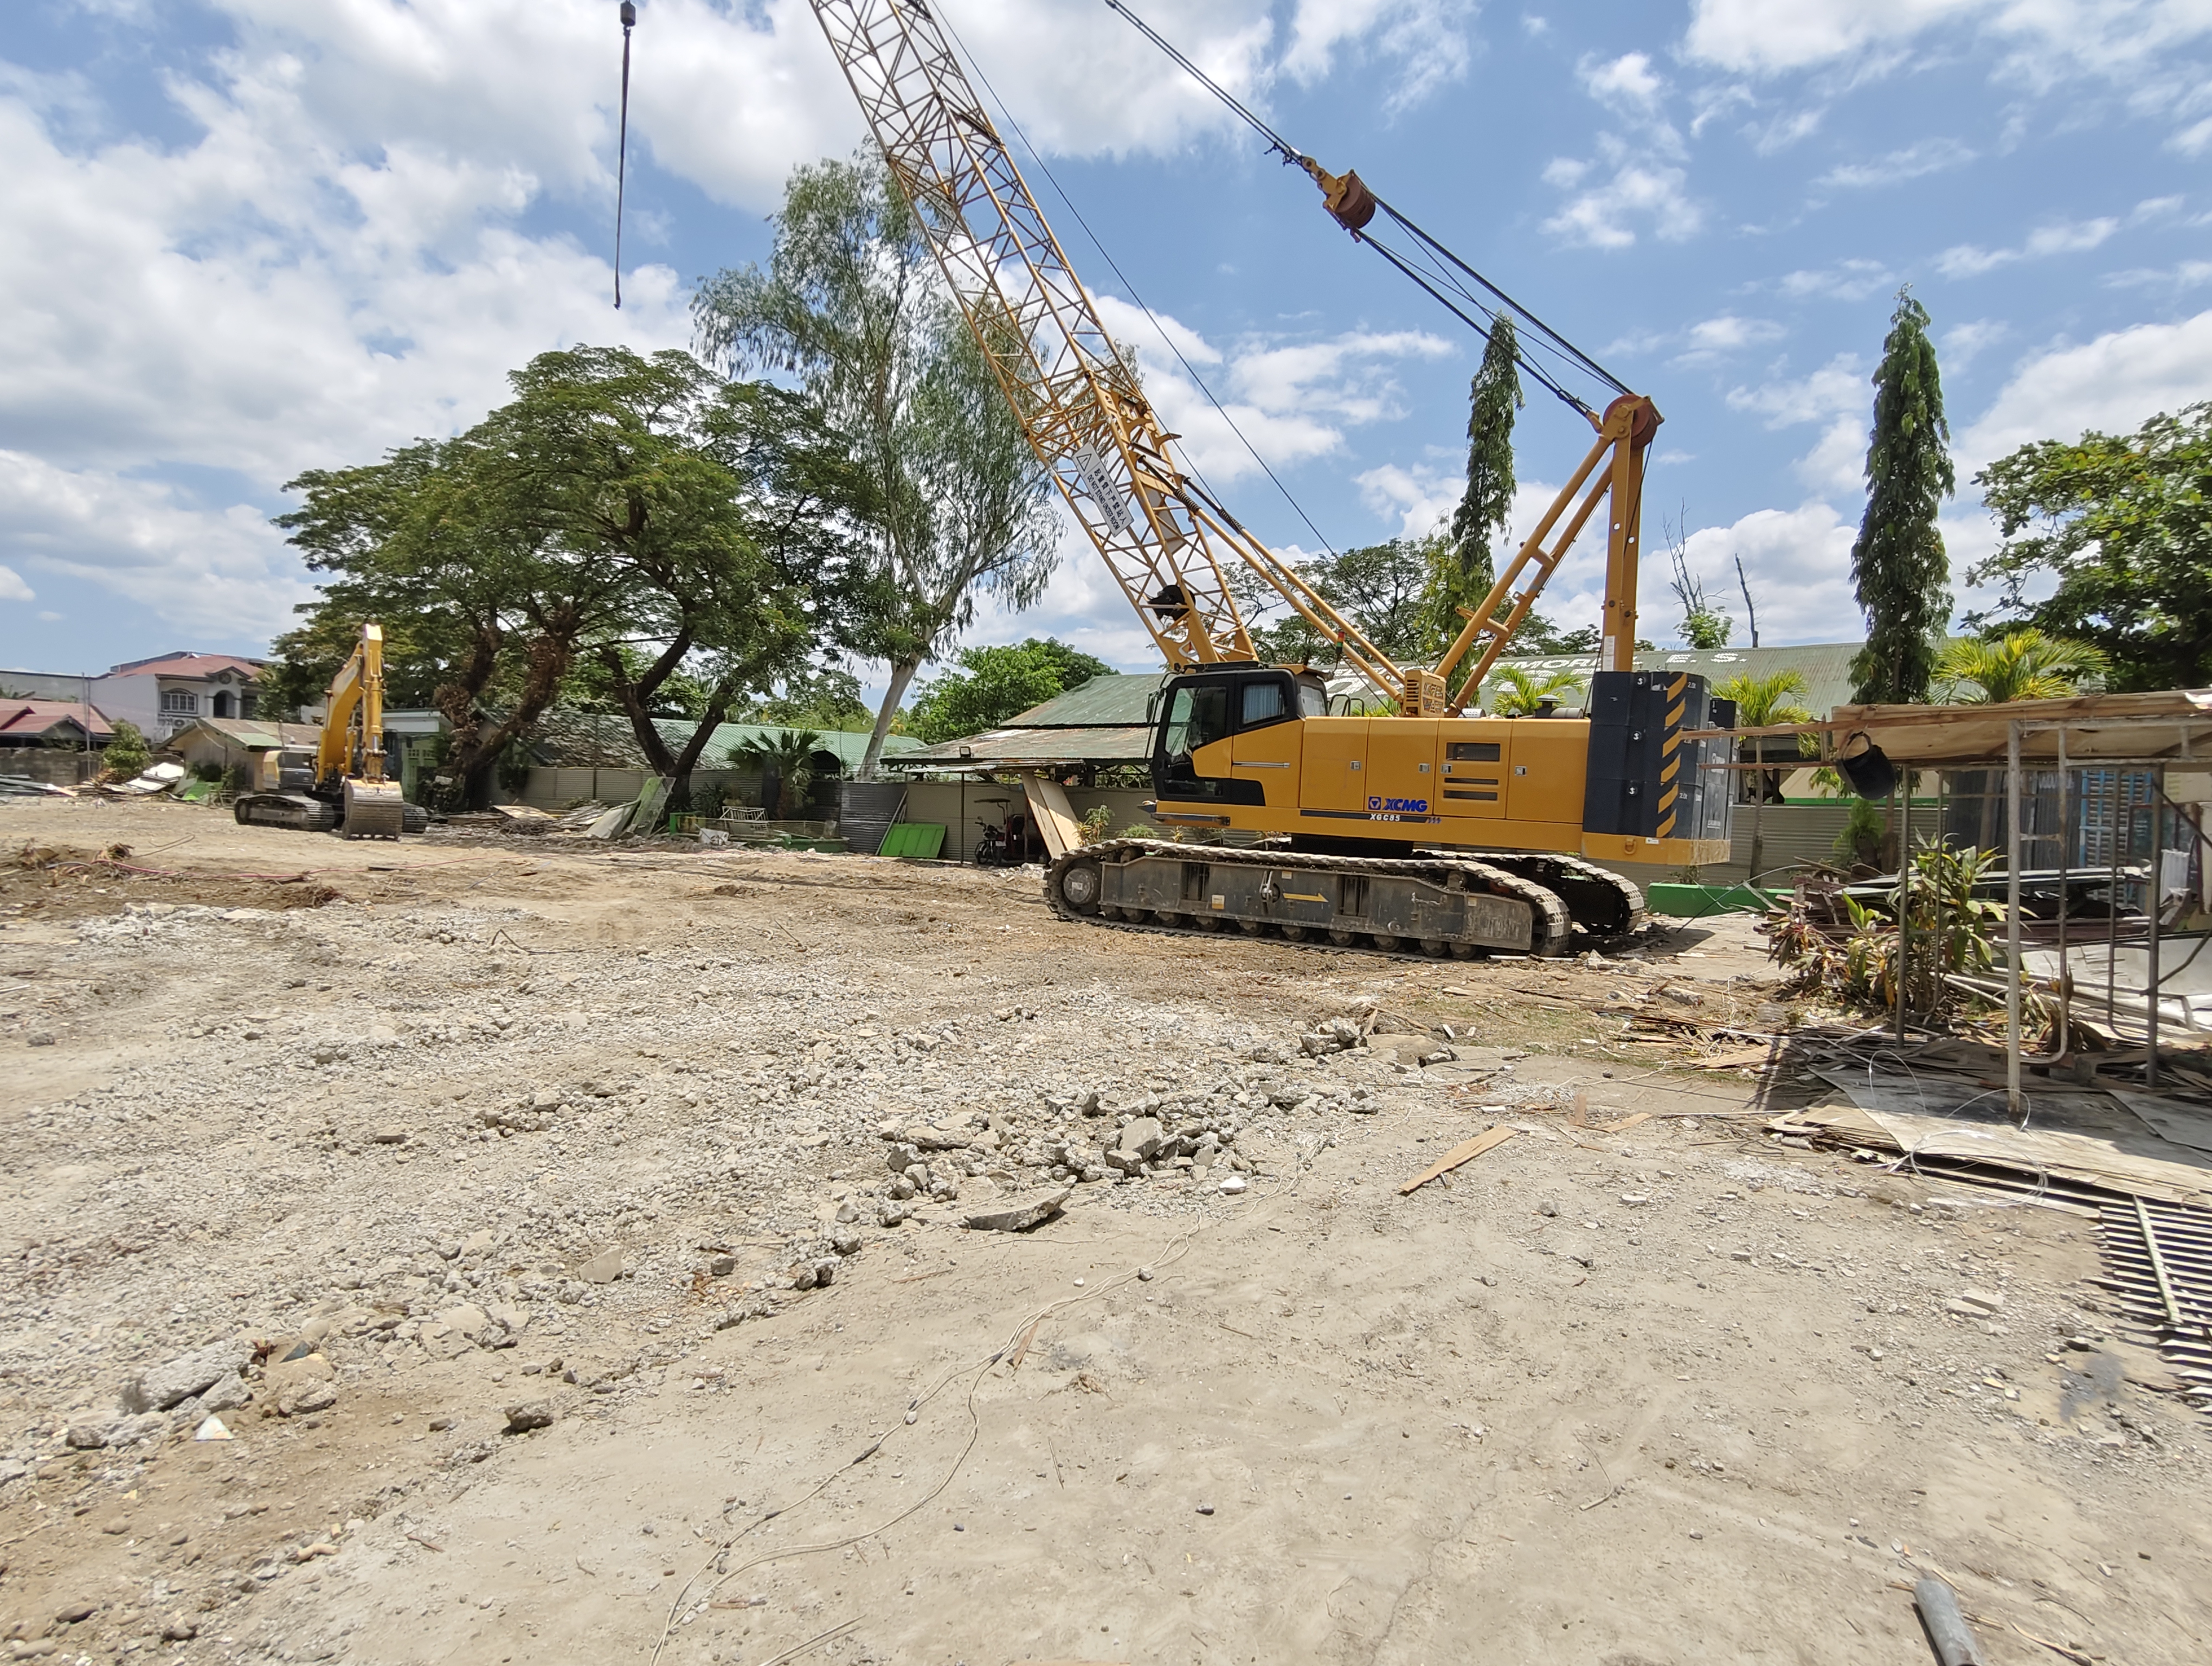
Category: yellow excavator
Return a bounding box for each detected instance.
[234,623,420,838]
[801,0,1734,956]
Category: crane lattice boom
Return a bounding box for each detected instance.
[806,0,1420,700]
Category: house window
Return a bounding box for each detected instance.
[160,690,197,714]
[212,690,234,719]
[239,692,257,719]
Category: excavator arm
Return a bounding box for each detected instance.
[314,623,388,790]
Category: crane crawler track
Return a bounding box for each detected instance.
[1422,848,1648,939]
[1044,840,1583,959]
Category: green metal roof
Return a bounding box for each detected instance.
[994,673,1165,727]
[522,709,921,772]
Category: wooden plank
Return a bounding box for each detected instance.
[1695,1043,1782,1071]
[1600,1111,1654,1134]
[1399,1126,1516,1195]
[1023,774,1085,860]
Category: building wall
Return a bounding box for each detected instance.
[0,751,104,785]
[883,781,1159,862]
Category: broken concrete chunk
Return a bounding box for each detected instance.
[503,1401,555,1434]
[1117,1117,1165,1161]
[369,1125,409,1145]
[128,1340,254,1413]
[576,1248,625,1284]
[961,1186,1071,1233]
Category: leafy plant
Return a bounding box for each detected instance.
[1933,629,2109,703]
[1078,804,1114,845]
[1482,664,1585,716]
[732,729,825,819]
[1835,797,1887,869]
[102,721,151,778]
[1772,840,2008,1025]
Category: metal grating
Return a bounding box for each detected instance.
[2096,1196,2212,1411]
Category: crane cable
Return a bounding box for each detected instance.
[613,0,637,309]
[1101,0,1630,419]
[934,5,1343,561]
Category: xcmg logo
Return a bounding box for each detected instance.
[1367,796,1429,813]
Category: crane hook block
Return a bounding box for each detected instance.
[1297,157,1377,233]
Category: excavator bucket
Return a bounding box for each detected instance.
[342,777,407,841]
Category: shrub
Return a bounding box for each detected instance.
[103,721,151,778]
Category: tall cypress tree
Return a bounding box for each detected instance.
[1848,289,1954,704]
[1424,317,1523,651]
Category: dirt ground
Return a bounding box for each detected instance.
[1,793,2207,1666]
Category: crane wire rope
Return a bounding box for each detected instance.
[613,0,638,309]
[932,6,1344,561]
[1101,0,1629,419]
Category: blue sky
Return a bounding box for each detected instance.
[2,0,2208,685]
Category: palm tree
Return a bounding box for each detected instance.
[1482,665,1585,716]
[731,728,826,821]
[1714,670,1814,887]
[1934,630,2109,704]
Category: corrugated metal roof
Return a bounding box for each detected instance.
[170,717,322,749]
[1486,642,1864,716]
[998,674,1165,727]
[522,709,923,772]
[890,725,1154,768]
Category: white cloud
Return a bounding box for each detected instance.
[1579,51,1668,115]
[7,0,1464,653]
[1937,215,2120,276]
[1777,259,1893,300]
[1957,307,2212,467]
[1727,354,1869,492]
[0,453,310,637]
[0,565,33,603]
[1281,0,1477,111]
[1095,294,1452,485]
[2105,259,2212,290]
[1542,142,1702,248]
[1684,1,2212,149]
[1678,313,1788,359]
[1355,462,1461,539]
[1543,52,1702,249]
[1678,501,1860,645]
[1940,317,2009,366]
[1816,137,1975,190]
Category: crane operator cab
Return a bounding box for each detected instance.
[1143,663,1732,875]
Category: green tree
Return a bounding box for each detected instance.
[1234,537,1435,670]
[102,720,151,778]
[1425,318,1524,651]
[1481,664,1586,716]
[1848,289,1954,704]
[1714,669,1813,883]
[693,153,1059,779]
[1933,630,2110,704]
[1967,402,2212,690]
[278,348,835,812]
[734,665,878,733]
[907,637,1113,745]
[732,728,825,819]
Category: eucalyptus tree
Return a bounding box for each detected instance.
[694,153,1060,778]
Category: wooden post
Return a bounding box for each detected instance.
[2148,766,2164,1091]
[2007,720,2023,1120]
[1895,780,1911,1041]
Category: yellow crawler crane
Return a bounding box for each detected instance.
[803,0,1733,956]
[233,623,415,839]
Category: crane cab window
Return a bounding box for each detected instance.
[1298,681,1326,719]
[1240,680,1288,727]
[1163,683,1230,761]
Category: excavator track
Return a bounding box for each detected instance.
[1044,840,1583,959]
